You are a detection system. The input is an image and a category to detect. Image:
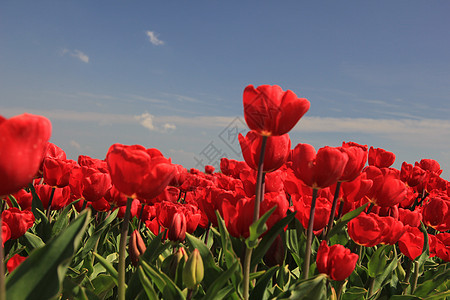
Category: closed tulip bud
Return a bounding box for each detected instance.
[162,247,188,280]
[168,211,187,242]
[128,229,146,267]
[183,249,204,289]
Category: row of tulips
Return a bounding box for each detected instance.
[0,84,449,299]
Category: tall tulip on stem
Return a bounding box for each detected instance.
[291,144,348,279]
[242,134,267,300]
[241,84,309,300]
[106,143,175,300]
[325,142,367,241]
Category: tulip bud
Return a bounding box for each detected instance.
[128,229,146,267]
[162,247,188,280]
[183,249,204,289]
[168,212,186,242]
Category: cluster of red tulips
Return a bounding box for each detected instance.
[0,84,449,299]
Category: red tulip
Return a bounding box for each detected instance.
[6,254,27,273]
[291,144,349,189]
[106,144,175,200]
[2,223,11,246]
[422,196,450,231]
[35,185,71,210]
[339,142,368,182]
[398,226,425,260]
[400,162,426,187]
[0,113,52,196]
[239,131,291,172]
[316,241,358,281]
[2,208,35,239]
[43,158,78,188]
[368,146,395,168]
[348,213,385,247]
[415,159,442,175]
[364,166,407,207]
[204,165,215,174]
[243,84,310,136]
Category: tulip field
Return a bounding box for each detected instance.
[0,84,449,300]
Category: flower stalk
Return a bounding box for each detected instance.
[118,197,133,300]
[243,135,267,300]
[303,187,318,279]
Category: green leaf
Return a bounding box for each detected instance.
[29,183,45,219]
[245,206,276,249]
[202,261,239,300]
[51,199,80,236]
[19,232,45,252]
[33,207,52,242]
[414,267,450,297]
[90,274,116,299]
[140,260,186,300]
[81,209,118,258]
[138,266,159,300]
[185,232,222,277]
[251,211,296,269]
[424,289,450,300]
[7,195,20,209]
[249,266,278,300]
[328,203,368,239]
[92,252,118,285]
[276,273,328,300]
[416,222,430,270]
[371,250,398,296]
[389,296,422,300]
[6,209,91,300]
[368,245,390,278]
[341,286,367,300]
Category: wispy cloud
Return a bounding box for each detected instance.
[61,48,89,63]
[146,31,164,46]
[135,112,176,133]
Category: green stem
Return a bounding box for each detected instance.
[0,217,5,300]
[118,197,133,300]
[46,187,56,220]
[243,247,253,300]
[411,260,419,294]
[336,280,345,300]
[325,181,341,241]
[303,188,318,279]
[244,135,267,300]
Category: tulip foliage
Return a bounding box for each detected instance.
[0,85,449,300]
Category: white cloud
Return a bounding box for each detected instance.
[134,112,176,133]
[146,31,164,46]
[61,48,89,63]
[70,140,81,150]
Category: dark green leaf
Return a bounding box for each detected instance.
[6,209,91,300]
[202,261,239,300]
[245,206,276,249]
[138,266,158,300]
[328,203,368,239]
[92,252,118,285]
[341,286,367,300]
[276,274,328,300]
[251,211,296,269]
[368,245,390,278]
[249,266,278,300]
[414,267,450,297]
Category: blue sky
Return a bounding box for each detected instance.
[1,1,450,178]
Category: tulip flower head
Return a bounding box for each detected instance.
[243,84,310,136]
